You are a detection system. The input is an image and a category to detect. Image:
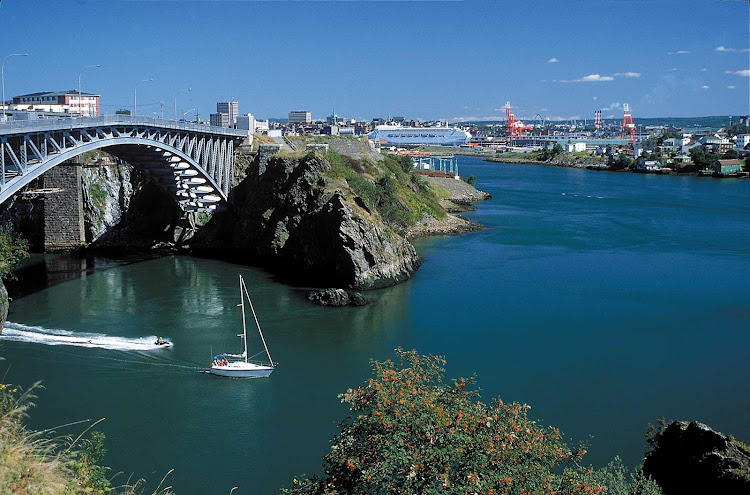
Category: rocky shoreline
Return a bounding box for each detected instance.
[406,175,490,238]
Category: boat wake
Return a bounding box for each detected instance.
[1,322,169,351]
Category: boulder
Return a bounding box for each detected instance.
[307,288,368,307]
[642,421,750,494]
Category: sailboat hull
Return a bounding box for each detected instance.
[209,362,274,378]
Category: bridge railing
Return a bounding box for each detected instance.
[0,114,248,138]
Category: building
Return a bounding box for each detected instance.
[11,90,100,116]
[735,134,750,149]
[217,101,238,126]
[714,159,742,175]
[288,111,311,124]
[210,112,230,128]
[236,113,256,133]
[565,142,587,152]
[255,119,270,133]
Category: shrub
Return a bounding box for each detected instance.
[282,349,606,495]
[0,226,29,280]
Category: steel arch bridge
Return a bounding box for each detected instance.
[0,116,248,211]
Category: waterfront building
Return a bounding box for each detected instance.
[735,134,750,149]
[565,142,587,152]
[11,90,100,116]
[368,125,471,146]
[714,159,742,175]
[289,111,312,124]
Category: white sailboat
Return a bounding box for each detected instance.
[209,275,275,378]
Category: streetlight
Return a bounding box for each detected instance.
[182,108,196,122]
[1,53,28,117]
[174,86,191,120]
[133,78,153,116]
[77,64,100,117]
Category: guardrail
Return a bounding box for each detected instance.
[0,114,248,137]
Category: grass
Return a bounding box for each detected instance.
[324,151,446,229]
[0,376,175,495]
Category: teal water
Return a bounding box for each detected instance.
[2,156,749,493]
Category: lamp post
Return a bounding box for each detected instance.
[182,108,196,122]
[174,86,191,120]
[133,78,153,116]
[1,53,28,117]
[77,64,100,117]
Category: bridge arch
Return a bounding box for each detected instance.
[0,116,247,211]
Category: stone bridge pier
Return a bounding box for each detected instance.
[42,162,85,252]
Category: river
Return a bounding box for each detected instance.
[2,156,749,494]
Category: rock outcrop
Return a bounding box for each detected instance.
[307,288,368,307]
[193,153,421,289]
[81,164,134,243]
[642,421,750,494]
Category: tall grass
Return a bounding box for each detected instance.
[0,375,174,495]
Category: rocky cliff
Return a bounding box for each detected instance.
[193,152,421,289]
[643,421,750,494]
[81,164,134,243]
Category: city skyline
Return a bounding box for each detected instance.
[0,0,748,122]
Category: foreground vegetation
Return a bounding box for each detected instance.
[0,226,29,280]
[0,377,172,495]
[282,349,661,495]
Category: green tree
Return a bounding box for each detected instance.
[114,109,131,115]
[611,154,633,171]
[0,226,29,280]
[745,157,750,172]
[552,143,564,156]
[282,349,606,495]
[689,147,708,168]
[466,175,477,187]
[722,149,738,159]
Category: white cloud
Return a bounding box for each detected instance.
[555,71,641,83]
[556,73,614,83]
[613,72,641,78]
[668,50,690,55]
[548,57,559,63]
[602,102,622,111]
[701,85,710,90]
[728,85,736,89]
[716,46,750,53]
[700,68,708,72]
[726,69,750,77]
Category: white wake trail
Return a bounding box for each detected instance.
[1,322,170,351]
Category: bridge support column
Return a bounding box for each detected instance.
[43,163,86,252]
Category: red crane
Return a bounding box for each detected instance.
[505,102,533,144]
[621,103,636,144]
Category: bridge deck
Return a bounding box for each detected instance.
[0,115,248,138]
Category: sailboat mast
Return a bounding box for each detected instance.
[241,279,274,366]
[239,275,249,363]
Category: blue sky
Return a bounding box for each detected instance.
[0,0,748,122]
